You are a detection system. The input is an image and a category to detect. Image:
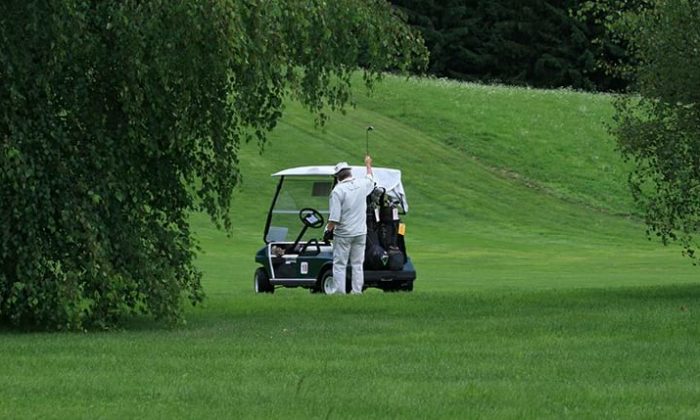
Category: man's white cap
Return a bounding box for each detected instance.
[334,161,351,175]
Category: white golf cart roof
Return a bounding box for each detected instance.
[272,166,408,212]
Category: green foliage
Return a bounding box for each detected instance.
[605,1,700,259]
[391,0,628,90]
[576,0,653,82]
[0,0,427,329]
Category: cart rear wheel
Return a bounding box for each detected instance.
[254,268,274,294]
[319,270,335,295]
[382,281,413,293]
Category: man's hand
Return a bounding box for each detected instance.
[323,229,334,243]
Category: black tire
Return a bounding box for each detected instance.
[254,267,274,294]
[400,281,414,292]
[382,281,413,293]
[381,284,398,293]
[318,270,335,295]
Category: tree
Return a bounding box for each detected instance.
[599,1,700,259]
[391,0,628,90]
[0,0,427,329]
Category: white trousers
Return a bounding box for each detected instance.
[332,235,366,294]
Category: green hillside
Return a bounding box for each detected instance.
[4,75,700,419]
[197,74,695,295]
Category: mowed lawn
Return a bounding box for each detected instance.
[3,288,700,418]
[2,75,700,418]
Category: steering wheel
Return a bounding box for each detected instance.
[299,208,325,229]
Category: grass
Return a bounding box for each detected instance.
[2,75,700,418]
[3,289,700,418]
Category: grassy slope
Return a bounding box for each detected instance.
[202,75,696,293]
[2,76,700,419]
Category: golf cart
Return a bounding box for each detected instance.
[254,165,416,294]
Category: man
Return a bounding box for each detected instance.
[325,155,374,294]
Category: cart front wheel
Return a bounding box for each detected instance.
[320,270,335,295]
[254,268,274,294]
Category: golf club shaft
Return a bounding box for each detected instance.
[366,126,373,156]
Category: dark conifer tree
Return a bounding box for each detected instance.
[392,0,628,90]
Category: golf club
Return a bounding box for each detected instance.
[366,125,374,156]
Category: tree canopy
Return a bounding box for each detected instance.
[0,0,427,329]
[596,1,700,259]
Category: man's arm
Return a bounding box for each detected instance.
[364,155,375,195]
[325,210,337,241]
[327,190,341,232]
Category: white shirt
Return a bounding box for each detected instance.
[328,174,375,237]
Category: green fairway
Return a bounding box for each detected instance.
[3,287,700,418]
[2,75,700,418]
